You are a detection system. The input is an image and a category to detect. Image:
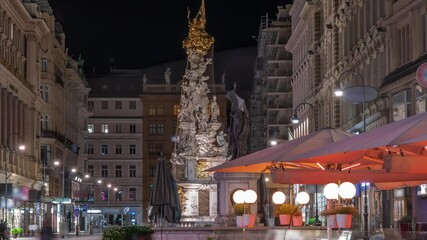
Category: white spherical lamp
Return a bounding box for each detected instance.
[324,183,339,200]
[244,189,258,204]
[338,182,356,199]
[272,191,286,205]
[295,191,310,205]
[232,190,245,204]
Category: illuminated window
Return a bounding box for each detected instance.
[88,124,94,133]
[101,124,109,133]
[392,89,411,122]
[149,123,164,135]
[173,104,180,116]
[149,105,156,115]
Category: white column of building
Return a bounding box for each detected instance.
[12,96,18,167]
[209,185,217,217]
[0,88,3,145]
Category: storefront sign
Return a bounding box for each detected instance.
[81,204,88,217]
[74,207,80,217]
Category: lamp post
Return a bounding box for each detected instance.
[291,102,321,225]
[4,133,25,222]
[335,70,378,240]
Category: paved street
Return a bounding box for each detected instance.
[19,233,102,240]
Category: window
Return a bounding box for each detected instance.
[130,165,136,178]
[129,101,136,110]
[129,124,136,133]
[101,101,108,110]
[115,101,122,110]
[398,24,412,65]
[149,144,163,155]
[149,105,156,115]
[415,84,427,114]
[40,115,49,131]
[88,124,94,133]
[149,123,164,135]
[87,144,94,154]
[101,124,109,133]
[115,144,122,154]
[129,188,136,201]
[101,165,108,178]
[173,104,180,116]
[39,84,49,102]
[149,164,156,177]
[392,90,411,122]
[101,144,108,155]
[115,189,122,201]
[129,144,136,155]
[87,101,94,111]
[149,105,163,115]
[88,165,94,177]
[156,105,164,115]
[41,57,48,72]
[115,165,122,177]
[116,124,122,133]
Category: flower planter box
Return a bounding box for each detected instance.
[336,214,352,228]
[400,223,412,231]
[279,214,291,225]
[243,214,256,228]
[292,216,303,226]
[327,215,338,228]
[236,216,243,227]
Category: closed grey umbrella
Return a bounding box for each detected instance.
[149,159,181,225]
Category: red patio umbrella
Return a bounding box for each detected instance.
[207,128,353,173]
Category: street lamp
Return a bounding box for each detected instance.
[4,133,25,222]
[291,102,320,225]
[335,70,379,240]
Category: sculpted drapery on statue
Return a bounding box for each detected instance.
[226,90,249,160]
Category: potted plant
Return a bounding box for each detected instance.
[292,206,303,226]
[234,203,245,227]
[278,203,296,225]
[399,216,412,231]
[103,225,153,240]
[335,206,357,228]
[321,208,337,228]
[11,227,22,239]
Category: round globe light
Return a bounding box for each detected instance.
[295,191,310,205]
[338,182,356,199]
[232,190,245,204]
[324,183,339,200]
[272,191,286,205]
[244,189,258,204]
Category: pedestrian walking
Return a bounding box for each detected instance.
[0,220,6,240]
[40,217,53,240]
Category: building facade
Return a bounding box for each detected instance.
[85,70,144,228]
[0,0,89,234]
[286,0,427,229]
[250,5,294,152]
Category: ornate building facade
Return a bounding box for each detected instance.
[0,0,89,234]
[286,0,427,228]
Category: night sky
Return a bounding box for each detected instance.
[49,0,291,70]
